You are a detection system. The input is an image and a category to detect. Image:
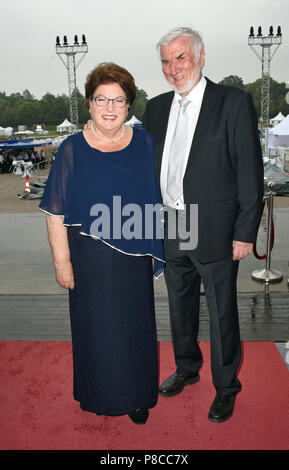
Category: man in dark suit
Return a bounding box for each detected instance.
[142,27,264,423]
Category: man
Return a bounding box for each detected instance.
[142,27,264,423]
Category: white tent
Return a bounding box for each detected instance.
[4,127,13,136]
[52,135,69,149]
[268,114,289,149]
[126,115,142,126]
[14,130,34,135]
[35,125,48,134]
[57,118,77,133]
[270,111,285,127]
[0,126,6,136]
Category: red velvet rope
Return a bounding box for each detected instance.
[253,200,275,260]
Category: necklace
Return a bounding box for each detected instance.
[91,122,124,143]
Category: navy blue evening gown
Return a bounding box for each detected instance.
[39,128,164,415]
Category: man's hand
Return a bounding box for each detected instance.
[233,241,253,261]
[55,260,75,290]
[83,119,92,130]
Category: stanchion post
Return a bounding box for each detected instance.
[251,181,283,285]
[265,188,273,271]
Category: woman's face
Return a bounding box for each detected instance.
[89,82,129,135]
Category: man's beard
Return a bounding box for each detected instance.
[168,67,202,95]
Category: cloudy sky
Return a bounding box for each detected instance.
[1,0,288,99]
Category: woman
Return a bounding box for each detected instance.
[39,62,164,425]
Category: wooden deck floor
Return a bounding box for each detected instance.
[0,292,288,342]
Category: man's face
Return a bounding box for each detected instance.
[160,36,205,96]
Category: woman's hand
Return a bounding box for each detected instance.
[46,215,75,290]
[55,260,75,290]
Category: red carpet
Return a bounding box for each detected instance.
[0,341,288,450]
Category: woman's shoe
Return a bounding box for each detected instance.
[128,408,149,425]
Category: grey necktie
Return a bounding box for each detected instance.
[166,98,190,203]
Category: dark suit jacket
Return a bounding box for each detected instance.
[142,77,264,263]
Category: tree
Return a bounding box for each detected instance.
[127,88,148,122]
[1,106,14,127]
[38,92,70,125]
[245,79,262,117]
[268,79,289,118]
[22,89,35,101]
[1,76,287,129]
[15,101,37,126]
[219,75,245,90]
[77,92,90,124]
[245,78,289,120]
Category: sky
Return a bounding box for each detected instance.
[1,0,288,100]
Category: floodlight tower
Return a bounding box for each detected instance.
[248,26,282,153]
[56,34,88,129]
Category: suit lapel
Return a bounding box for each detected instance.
[155,92,174,178]
[184,78,219,177]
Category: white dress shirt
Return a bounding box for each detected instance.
[160,75,207,210]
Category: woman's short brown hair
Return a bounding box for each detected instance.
[85,62,136,107]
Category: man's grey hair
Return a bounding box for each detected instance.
[156,27,204,62]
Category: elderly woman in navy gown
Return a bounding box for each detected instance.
[39,63,164,425]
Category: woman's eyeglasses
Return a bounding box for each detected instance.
[91,95,128,108]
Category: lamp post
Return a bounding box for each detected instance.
[56,34,88,129]
[248,26,282,155]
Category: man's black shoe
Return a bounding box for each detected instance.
[159,371,200,397]
[128,408,149,425]
[208,393,236,423]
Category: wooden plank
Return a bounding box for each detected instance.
[0,293,288,341]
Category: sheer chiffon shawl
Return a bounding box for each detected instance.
[39,129,165,277]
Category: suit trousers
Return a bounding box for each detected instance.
[163,207,242,396]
